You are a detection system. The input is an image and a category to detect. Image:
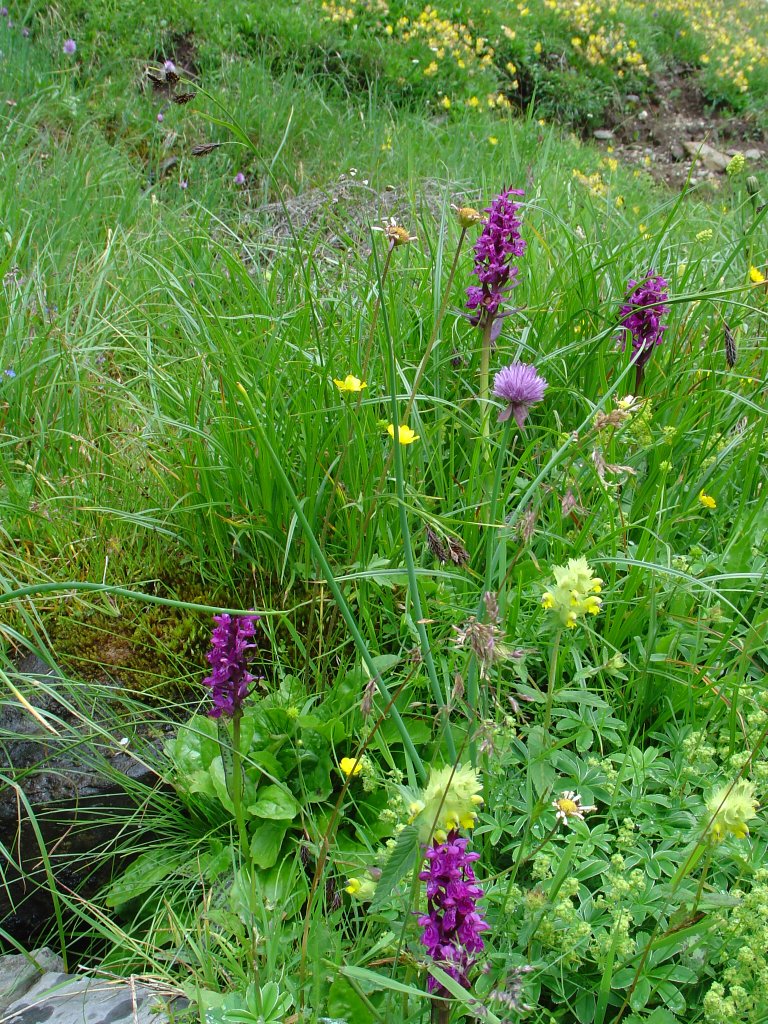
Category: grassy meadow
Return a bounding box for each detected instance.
[1,1,767,1023]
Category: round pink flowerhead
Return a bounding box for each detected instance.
[163,59,176,73]
[63,38,77,55]
[492,361,547,427]
[234,171,246,186]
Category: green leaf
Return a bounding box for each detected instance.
[371,825,419,907]
[209,755,235,812]
[250,821,287,869]
[247,783,300,819]
[326,978,378,1024]
[104,848,186,909]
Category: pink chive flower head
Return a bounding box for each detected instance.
[417,831,489,995]
[465,187,526,339]
[63,38,76,55]
[492,361,547,427]
[203,613,260,718]
[234,171,246,186]
[163,59,176,73]
[617,271,669,385]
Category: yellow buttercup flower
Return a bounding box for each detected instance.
[334,374,367,393]
[339,756,363,777]
[699,490,717,510]
[749,266,765,284]
[387,423,419,445]
[706,780,758,842]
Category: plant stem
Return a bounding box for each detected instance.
[544,629,563,733]
[479,316,494,442]
[231,710,250,856]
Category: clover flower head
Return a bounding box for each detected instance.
[465,187,526,334]
[410,764,484,842]
[234,171,246,186]
[163,59,177,73]
[492,361,547,427]
[542,557,603,629]
[617,271,669,376]
[203,612,260,717]
[706,780,758,842]
[418,831,488,994]
[334,373,367,393]
[63,38,77,55]
[387,423,419,445]
[553,790,597,827]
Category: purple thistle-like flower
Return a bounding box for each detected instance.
[203,613,259,718]
[617,271,669,387]
[62,38,77,55]
[465,187,526,338]
[492,361,547,427]
[163,59,176,73]
[417,831,489,995]
[234,171,246,186]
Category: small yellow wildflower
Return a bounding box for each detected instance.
[387,423,419,445]
[440,95,451,110]
[695,229,713,242]
[488,136,498,146]
[749,266,765,284]
[373,217,417,247]
[553,790,596,827]
[706,780,758,842]
[344,875,377,899]
[541,557,603,629]
[534,41,542,54]
[726,152,746,177]
[334,374,367,393]
[339,756,363,777]
[698,490,717,510]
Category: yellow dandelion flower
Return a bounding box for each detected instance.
[749,266,765,284]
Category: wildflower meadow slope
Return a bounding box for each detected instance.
[1,5,767,1024]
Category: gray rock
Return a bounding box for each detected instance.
[593,129,614,140]
[683,141,730,172]
[0,950,64,1014]
[744,149,762,161]
[1,971,187,1024]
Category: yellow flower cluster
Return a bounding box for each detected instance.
[558,0,649,76]
[407,763,484,842]
[706,780,759,842]
[396,4,495,82]
[572,168,607,197]
[321,0,388,24]
[542,557,604,629]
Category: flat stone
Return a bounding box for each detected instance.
[593,129,614,140]
[0,950,64,1014]
[744,149,762,161]
[2,972,186,1024]
[683,141,730,172]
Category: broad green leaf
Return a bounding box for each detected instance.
[250,821,287,869]
[247,783,300,819]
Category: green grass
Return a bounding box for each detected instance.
[1,3,767,1024]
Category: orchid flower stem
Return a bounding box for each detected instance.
[231,711,250,858]
[479,317,494,443]
[544,629,563,733]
